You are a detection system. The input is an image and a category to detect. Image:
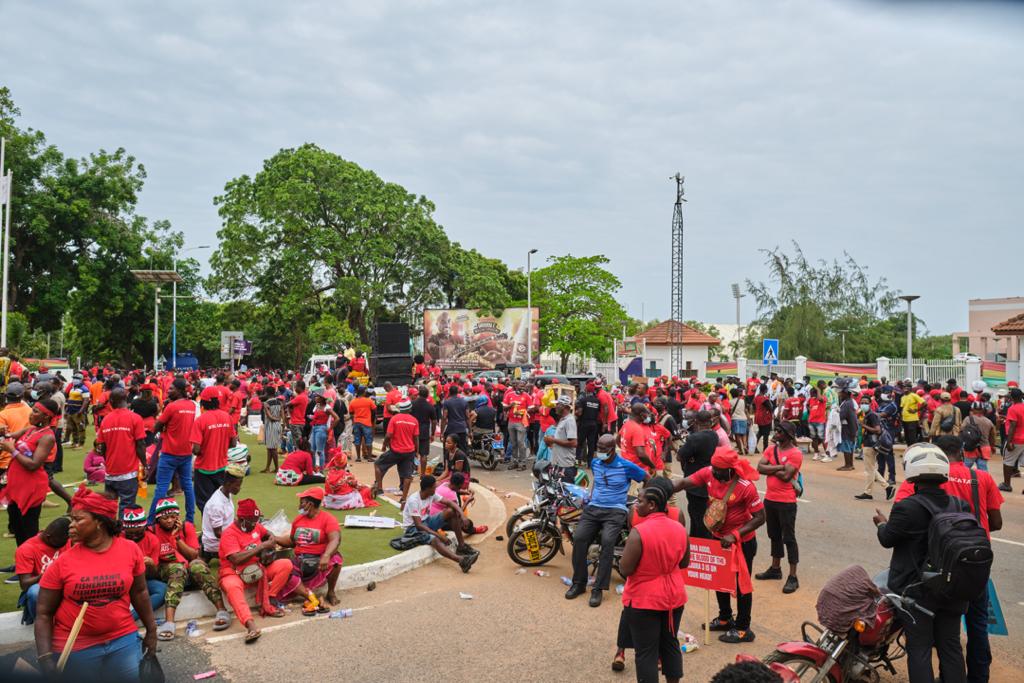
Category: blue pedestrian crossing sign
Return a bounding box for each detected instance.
[763,339,779,365]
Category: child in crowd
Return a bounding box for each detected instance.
[83,442,106,484]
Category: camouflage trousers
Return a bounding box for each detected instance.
[157,559,222,609]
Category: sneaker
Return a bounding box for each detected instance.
[702,617,734,632]
[754,568,783,581]
[822,456,835,463]
[3,575,19,584]
[719,628,756,643]
[854,493,873,500]
[459,553,480,574]
[811,453,822,461]
[998,483,1012,493]
[0,564,14,573]
[885,485,896,501]
[783,576,800,594]
[611,649,625,672]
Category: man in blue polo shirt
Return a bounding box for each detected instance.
[565,434,649,607]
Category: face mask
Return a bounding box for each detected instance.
[643,416,653,424]
[595,450,615,462]
[29,390,38,401]
[860,404,870,413]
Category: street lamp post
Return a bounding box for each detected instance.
[171,245,210,368]
[837,329,850,363]
[899,295,920,379]
[526,248,538,366]
[731,283,744,357]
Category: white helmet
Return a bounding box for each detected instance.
[902,443,950,482]
[971,380,987,394]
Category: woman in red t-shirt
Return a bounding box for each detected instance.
[1,399,59,544]
[34,486,157,679]
[272,487,343,611]
[754,422,803,594]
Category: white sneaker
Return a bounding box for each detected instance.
[822,456,836,463]
[812,453,822,461]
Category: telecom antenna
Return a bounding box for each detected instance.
[670,173,686,378]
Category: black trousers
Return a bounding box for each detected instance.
[52,427,64,472]
[716,537,757,630]
[570,506,626,591]
[194,470,225,519]
[9,502,41,546]
[904,421,921,446]
[576,421,599,466]
[622,605,684,682]
[764,500,799,564]
[686,493,710,540]
[527,422,540,454]
[901,607,966,683]
[756,424,772,451]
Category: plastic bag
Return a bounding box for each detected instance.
[262,509,291,537]
[139,652,165,683]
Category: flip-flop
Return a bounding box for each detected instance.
[157,621,176,641]
[244,630,261,644]
[316,604,330,614]
[212,610,231,631]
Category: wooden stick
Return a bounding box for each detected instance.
[704,590,711,645]
[57,601,89,672]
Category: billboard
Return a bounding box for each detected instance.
[614,338,645,386]
[423,308,539,370]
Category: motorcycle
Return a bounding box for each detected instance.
[505,460,559,536]
[467,429,506,471]
[762,566,933,683]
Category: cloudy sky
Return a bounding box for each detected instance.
[5,0,1023,337]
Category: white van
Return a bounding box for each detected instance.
[303,354,337,384]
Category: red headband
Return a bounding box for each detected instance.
[710,447,760,481]
[35,402,57,418]
[71,484,119,519]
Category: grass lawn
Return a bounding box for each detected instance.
[0,421,401,613]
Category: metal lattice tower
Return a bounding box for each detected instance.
[670,173,686,377]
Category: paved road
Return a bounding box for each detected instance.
[8,442,1020,682]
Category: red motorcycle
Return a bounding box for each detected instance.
[762,566,934,683]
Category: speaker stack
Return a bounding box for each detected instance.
[370,322,412,386]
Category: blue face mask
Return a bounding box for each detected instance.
[595,450,615,462]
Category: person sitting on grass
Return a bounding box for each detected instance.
[82,442,106,484]
[120,505,167,617]
[396,475,479,573]
[151,497,230,640]
[272,487,343,614]
[15,517,70,625]
[275,436,326,486]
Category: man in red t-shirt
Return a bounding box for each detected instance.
[151,379,199,523]
[285,380,310,451]
[374,400,420,502]
[754,422,803,593]
[618,404,656,472]
[1000,387,1024,492]
[191,387,238,520]
[15,517,70,623]
[96,388,147,514]
[674,448,764,643]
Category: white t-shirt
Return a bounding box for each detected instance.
[202,488,234,552]
[402,491,441,528]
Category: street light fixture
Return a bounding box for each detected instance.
[836,329,850,363]
[131,270,184,371]
[526,248,538,366]
[899,295,920,379]
[731,283,745,356]
[171,245,211,368]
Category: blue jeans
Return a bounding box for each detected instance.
[130,579,166,620]
[20,583,40,623]
[311,424,328,468]
[964,457,989,472]
[965,588,991,683]
[149,453,195,523]
[353,423,373,446]
[63,631,141,682]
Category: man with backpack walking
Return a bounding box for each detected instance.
[872,442,992,683]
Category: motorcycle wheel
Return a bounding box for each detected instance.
[483,452,499,471]
[505,506,536,537]
[762,652,839,683]
[507,524,561,566]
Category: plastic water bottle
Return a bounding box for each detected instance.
[615,584,625,595]
[185,620,200,637]
[329,608,353,619]
[560,576,573,586]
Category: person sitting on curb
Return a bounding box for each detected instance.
[273,487,344,614]
[120,505,167,617]
[151,497,230,639]
[15,517,70,625]
[394,475,479,573]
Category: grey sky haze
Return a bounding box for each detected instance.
[4,0,1023,337]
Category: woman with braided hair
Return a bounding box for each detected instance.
[1,398,61,544]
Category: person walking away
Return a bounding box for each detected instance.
[96,388,148,514]
[998,387,1024,492]
[547,396,579,483]
[575,383,601,467]
[892,436,1003,683]
[754,422,802,594]
[677,410,719,539]
[901,382,925,445]
[440,385,471,456]
[729,388,748,455]
[374,399,419,504]
[618,478,689,683]
[962,402,996,472]
[596,380,617,436]
[190,387,237,519]
[752,385,774,453]
[63,374,90,449]
[130,384,160,445]
[411,386,438,476]
[876,391,900,489]
[836,387,858,471]
[672,448,765,643]
[565,435,649,608]
[855,397,894,501]
[929,392,961,439]
[872,443,978,683]
[348,386,376,462]
[150,379,198,524]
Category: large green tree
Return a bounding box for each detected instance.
[533,255,628,372]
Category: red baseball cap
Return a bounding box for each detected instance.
[200,386,221,402]
[297,487,325,502]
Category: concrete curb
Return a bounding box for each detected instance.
[0,481,506,646]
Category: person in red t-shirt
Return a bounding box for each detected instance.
[151,497,229,639]
[752,385,774,453]
[374,400,420,503]
[190,387,238,520]
[273,487,344,609]
[96,388,147,514]
[15,516,70,624]
[284,380,311,451]
[151,379,198,524]
[1000,387,1024,492]
[618,405,657,472]
[35,488,156,679]
[673,448,764,644]
[754,422,803,593]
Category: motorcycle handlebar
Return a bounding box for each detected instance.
[885,593,935,619]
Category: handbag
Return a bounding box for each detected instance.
[139,652,165,683]
[703,478,740,534]
[297,553,321,579]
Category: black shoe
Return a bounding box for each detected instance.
[998,483,1012,493]
[564,584,586,600]
[589,589,603,607]
[3,575,19,584]
[459,553,479,574]
[719,628,756,643]
[702,617,734,632]
[854,493,873,500]
[783,576,800,594]
[754,568,783,581]
[885,485,895,501]
[0,565,14,573]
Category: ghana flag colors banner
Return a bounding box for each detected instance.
[806,361,878,382]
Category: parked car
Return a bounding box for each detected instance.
[953,352,980,362]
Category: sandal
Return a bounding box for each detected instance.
[157,621,176,641]
[316,604,330,614]
[213,610,231,631]
[244,629,261,644]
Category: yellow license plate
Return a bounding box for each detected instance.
[524,528,541,561]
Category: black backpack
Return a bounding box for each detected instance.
[913,490,992,602]
[960,417,983,452]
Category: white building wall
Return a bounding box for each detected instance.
[642,345,709,377]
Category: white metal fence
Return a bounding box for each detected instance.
[745,360,798,378]
[887,360,967,385]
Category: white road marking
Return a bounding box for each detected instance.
[204,598,411,644]
[755,488,811,504]
[991,536,1024,548]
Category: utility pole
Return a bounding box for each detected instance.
[900,295,920,379]
[837,329,849,363]
[731,283,744,358]
[670,173,686,377]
